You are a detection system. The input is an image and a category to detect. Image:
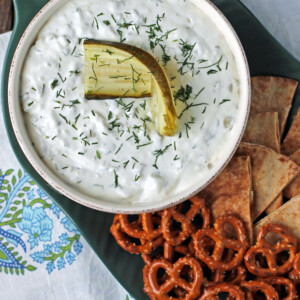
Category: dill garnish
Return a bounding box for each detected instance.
[114,170,119,187]
[219,99,231,105]
[153,144,172,169]
[51,79,59,90]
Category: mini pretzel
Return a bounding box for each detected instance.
[110,215,163,254]
[200,239,246,287]
[261,277,297,300]
[193,215,249,271]
[143,256,203,300]
[162,196,211,246]
[198,283,245,300]
[244,223,297,277]
[203,265,247,287]
[142,241,190,265]
[119,212,162,241]
[240,280,279,300]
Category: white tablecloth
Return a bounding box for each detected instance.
[0,1,299,299]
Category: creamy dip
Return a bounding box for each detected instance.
[21,0,240,203]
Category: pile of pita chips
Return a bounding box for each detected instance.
[236,142,300,220]
[250,76,298,136]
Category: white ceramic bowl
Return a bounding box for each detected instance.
[8,0,250,214]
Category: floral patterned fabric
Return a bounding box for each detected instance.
[0,169,82,275]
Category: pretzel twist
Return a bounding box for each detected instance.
[240,280,279,300]
[110,215,163,254]
[162,196,211,246]
[142,241,190,265]
[143,256,203,300]
[198,283,245,300]
[261,277,297,300]
[193,215,249,271]
[244,223,297,277]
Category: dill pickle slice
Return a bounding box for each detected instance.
[84,40,177,136]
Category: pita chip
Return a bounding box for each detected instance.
[265,193,283,215]
[236,142,300,220]
[199,156,253,243]
[250,76,298,137]
[242,112,280,153]
[254,195,300,246]
[283,149,300,198]
[282,108,300,155]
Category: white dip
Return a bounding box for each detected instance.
[21,0,241,204]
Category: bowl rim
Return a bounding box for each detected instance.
[8,0,251,214]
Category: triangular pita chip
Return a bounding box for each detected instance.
[199,156,253,243]
[254,195,300,246]
[236,142,300,220]
[265,193,283,215]
[242,112,280,153]
[282,108,300,155]
[283,149,300,198]
[250,76,298,137]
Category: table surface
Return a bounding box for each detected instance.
[0,0,13,34]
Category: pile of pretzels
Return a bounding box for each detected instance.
[110,196,300,299]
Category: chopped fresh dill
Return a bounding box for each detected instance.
[69,70,81,76]
[89,63,98,84]
[108,111,113,120]
[219,99,231,105]
[103,20,110,26]
[57,72,66,83]
[159,44,171,66]
[27,101,34,107]
[153,144,172,169]
[174,155,180,161]
[140,100,146,110]
[59,113,71,125]
[194,87,205,100]
[123,160,129,169]
[132,157,139,163]
[51,79,59,90]
[71,46,77,56]
[117,29,126,43]
[117,55,134,64]
[135,174,140,182]
[115,144,123,155]
[114,170,119,187]
[137,142,153,149]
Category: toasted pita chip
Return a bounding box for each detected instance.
[199,156,253,243]
[283,149,300,198]
[282,109,300,155]
[251,76,298,137]
[265,193,283,215]
[242,112,280,153]
[254,195,300,245]
[236,142,300,220]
